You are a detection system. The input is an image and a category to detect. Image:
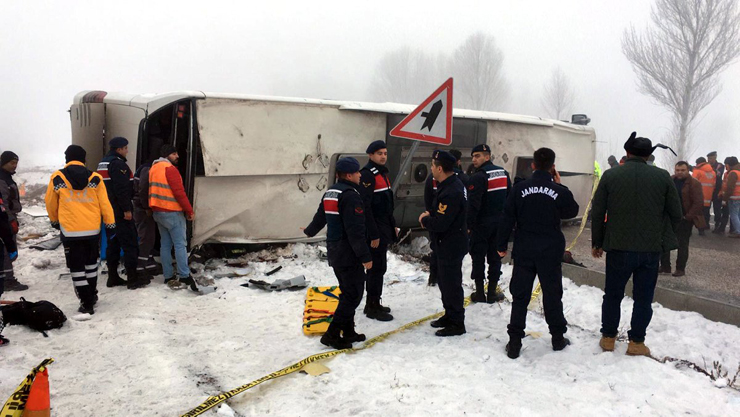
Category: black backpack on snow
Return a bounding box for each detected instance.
[1,298,67,334]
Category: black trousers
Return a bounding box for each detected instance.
[63,238,100,307]
[107,217,139,269]
[333,264,366,326]
[134,209,157,272]
[507,256,567,340]
[661,219,693,270]
[365,243,387,300]
[437,255,465,324]
[469,222,502,286]
[712,197,723,224]
[715,204,733,233]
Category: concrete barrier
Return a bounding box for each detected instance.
[562,263,740,327]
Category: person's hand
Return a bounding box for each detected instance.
[123,211,133,221]
[592,248,604,258]
[418,211,430,223]
[8,251,18,262]
[300,227,306,231]
[186,212,195,221]
[371,238,380,248]
[497,251,507,258]
[552,166,562,184]
[395,227,400,237]
[363,261,373,270]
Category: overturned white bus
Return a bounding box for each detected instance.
[70,90,596,247]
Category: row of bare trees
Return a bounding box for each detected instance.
[371,32,577,120]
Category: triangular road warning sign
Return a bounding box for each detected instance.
[390,78,453,145]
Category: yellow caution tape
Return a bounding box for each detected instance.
[181,298,473,416]
[1,358,54,417]
[529,176,600,307]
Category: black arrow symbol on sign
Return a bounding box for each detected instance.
[421,100,443,131]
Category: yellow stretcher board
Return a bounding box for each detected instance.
[303,286,341,335]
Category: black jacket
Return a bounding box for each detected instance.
[0,198,17,254]
[98,151,134,214]
[0,168,21,226]
[424,168,469,212]
[497,170,579,260]
[304,180,372,267]
[359,161,396,244]
[422,175,468,261]
[467,161,511,230]
[132,163,152,211]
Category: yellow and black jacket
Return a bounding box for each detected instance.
[45,161,116,240]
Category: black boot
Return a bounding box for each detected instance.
[487,282,505,303]
[126,268,149,290]
[430,315,451,328]
[106,264,127,288]
[378,299,391,313]
[435,322,466,337]
[88,277,99,305]
[364,298,393,321]
[320,321,352,349]
[470,280,486,303]
[552,335,571,351]
[4,277,29,291]
[179,276,199,292]
[506,339,522,359]
[342,321,366,343]
[138,269,153,285]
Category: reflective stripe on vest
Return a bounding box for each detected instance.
[149,161,182,211]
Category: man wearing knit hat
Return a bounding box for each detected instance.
[98,137,148,290]
[0,150,27,291]
[358,140,396,321]
[150,144,197,291]
[591,132,682,356]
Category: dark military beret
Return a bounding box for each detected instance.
[109,136,129,150]
[366,140,387,154]
[707,151,717,157]
[432,150,456,164]
[471,144,491,155]
[336,157,360,173]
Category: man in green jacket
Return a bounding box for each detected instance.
[591,132,682,357]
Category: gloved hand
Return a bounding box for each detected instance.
[8,251,18,262]
[51,221,60,230]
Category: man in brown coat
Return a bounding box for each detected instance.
[660,161,705,277]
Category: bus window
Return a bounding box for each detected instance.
[513,156,534,184]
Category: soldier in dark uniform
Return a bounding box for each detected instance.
[467,144,511,303]
[304,157,373,349]
[424,149,468,287]
[97,137,149,290]
[420,150,469,337]
[359,140,396,321]
[497,148,579,359]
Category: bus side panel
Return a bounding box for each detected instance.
[70,103,106,172]
[104,104,146,171]
[191,174,328,246]
[487,122,596,219]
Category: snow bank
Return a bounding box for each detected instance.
[1,237,738,416]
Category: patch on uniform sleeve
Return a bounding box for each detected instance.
[437,203,447,214]
[468,185,475,190]
[355,206,364,215]
[362,182,372,188]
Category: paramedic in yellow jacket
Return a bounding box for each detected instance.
[45,145,116,315]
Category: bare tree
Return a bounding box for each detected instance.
[451,32,510,111]
[541,67,576,120]
[370,47,440,104]
[622,0,740,161]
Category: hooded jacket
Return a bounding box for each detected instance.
[0,168,21,230]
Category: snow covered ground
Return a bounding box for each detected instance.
[1,219,739,416]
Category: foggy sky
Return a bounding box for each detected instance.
[1,0,739,168]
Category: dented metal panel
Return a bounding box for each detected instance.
[196,98,386,177]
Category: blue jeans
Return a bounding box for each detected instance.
[152,211,189,279]
[601,250,659,343]
[730,201,740,234]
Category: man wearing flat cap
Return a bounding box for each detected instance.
[98,137,149,290]
[420,150,468,337]
[304,157,373,349]
[591,132,682,356]
[358,140,396,321]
